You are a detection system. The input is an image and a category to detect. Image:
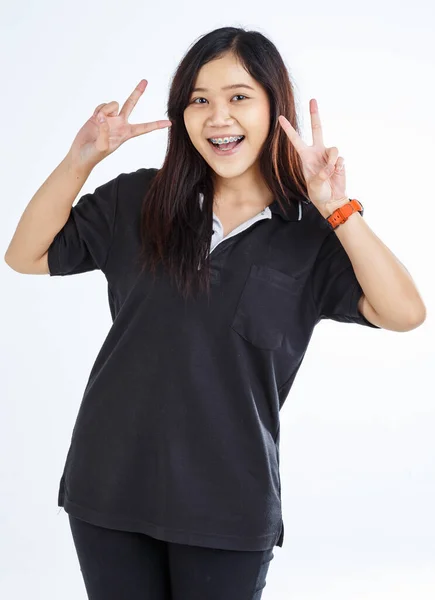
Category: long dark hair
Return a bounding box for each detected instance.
[139,26,309,300]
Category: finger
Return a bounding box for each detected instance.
[95,112,110,151]
[129,119,172,139]
[335,156,345,172]
[92,102,105,117]
[93,101,119,119]
[322,147,339,177]
[93,103,106,117]
[278,115,307,154]
[310,99,324,147]
[119,79,148,121]
[104,101,120,116]
[101,101,119,116]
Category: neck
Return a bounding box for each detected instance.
[212,168,273,211]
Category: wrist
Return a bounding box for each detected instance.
[319,196,350,220]
[65,150,95,178]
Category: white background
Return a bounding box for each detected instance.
[1,1,434,598]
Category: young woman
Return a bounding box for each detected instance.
[5,26,425,600]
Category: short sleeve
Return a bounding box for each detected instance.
[47,174,119,276]
[311,229,381,328]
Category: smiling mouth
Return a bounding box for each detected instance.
[207,136,245,153]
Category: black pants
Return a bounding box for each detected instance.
[68,514,275,600]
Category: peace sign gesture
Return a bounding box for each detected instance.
[69,80,172,171]
[278,99,348,218]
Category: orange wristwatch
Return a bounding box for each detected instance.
[327,198,364,230]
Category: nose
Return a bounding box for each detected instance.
[205,104,236,126]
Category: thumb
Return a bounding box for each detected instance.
[95,112,110,152]
[323,162,335,176]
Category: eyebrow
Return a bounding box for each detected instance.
[191,83,255,93]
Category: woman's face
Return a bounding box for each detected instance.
[183,53,271,182]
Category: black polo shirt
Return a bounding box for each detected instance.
[48,167,380,551]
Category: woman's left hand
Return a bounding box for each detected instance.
[278,99,349,218]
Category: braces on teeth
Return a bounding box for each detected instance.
[210,135,244,145]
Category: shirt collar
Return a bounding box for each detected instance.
[199,193,306,222]
[268,197,305,222]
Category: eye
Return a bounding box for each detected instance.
[191,94,248,104]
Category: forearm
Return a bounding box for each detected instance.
[322,205,426,325]
[4,151,93,270]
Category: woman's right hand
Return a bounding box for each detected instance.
[69,79,172,171]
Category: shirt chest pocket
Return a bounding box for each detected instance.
[230,264,305,353]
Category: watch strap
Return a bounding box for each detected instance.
[327,198,364,229]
